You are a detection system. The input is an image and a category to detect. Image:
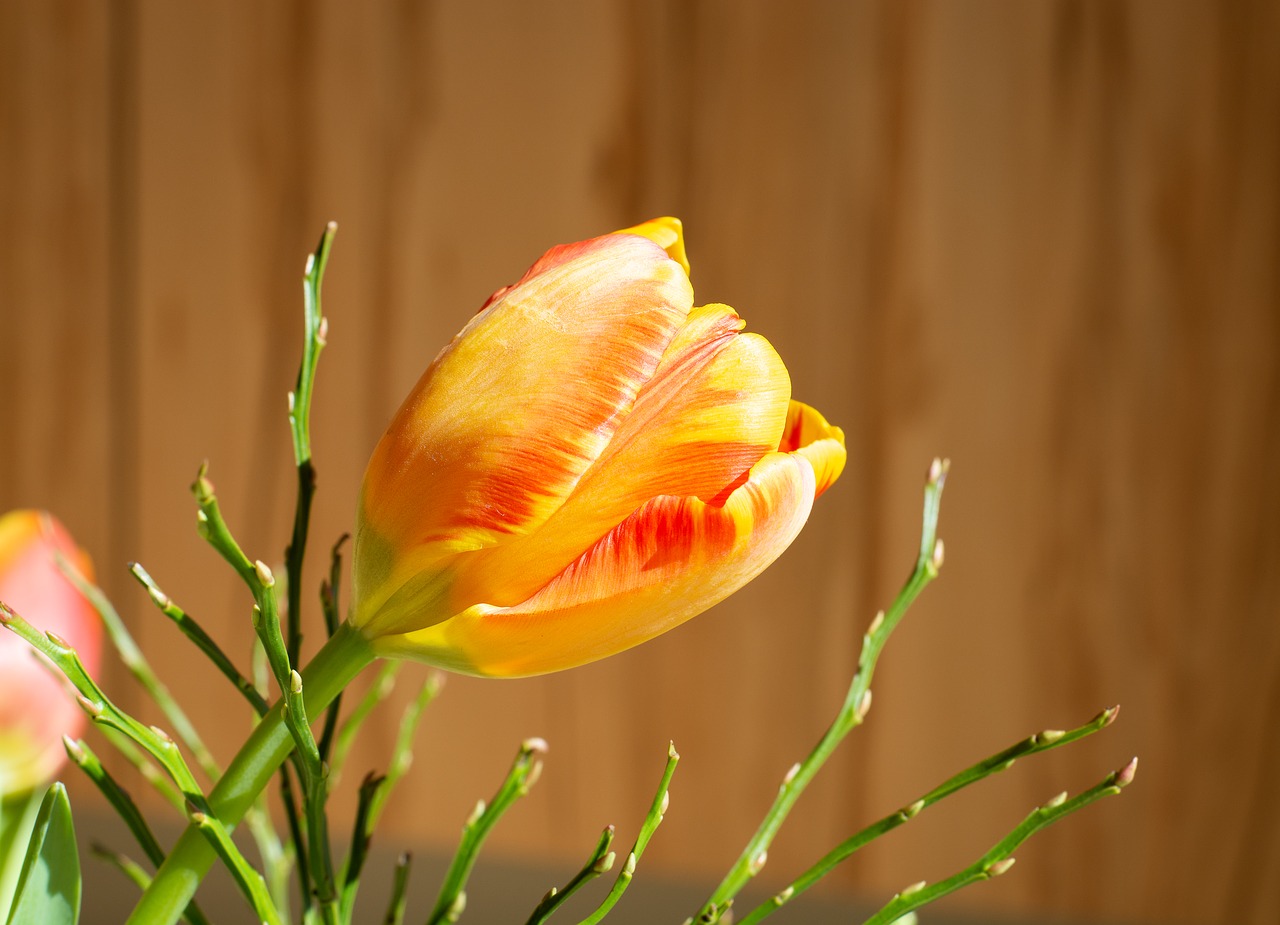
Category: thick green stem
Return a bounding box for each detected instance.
[125,623,375,925]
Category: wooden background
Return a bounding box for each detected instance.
[2,1,1277,923]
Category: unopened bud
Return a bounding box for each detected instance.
[290,670,303,694]
[901,880,927,896]
[928,457,950,484]
[988,857,1016,876]
[317,316,329,345]
[1097,704,1121,726]
[668,741,680,760]
[623,853,637,876]
[77,695,103,717]
[542,887,557,902]
[856,688,873,720]
[782,762,801,787]
[1036,729,1065,745]
[147,586,171,609]
[592,851,616,874]
[748,850,768,875]
[773,886,794,906]
[660,790,670,815]
[254,560,275,588]
[190,811,208,825]
[445,892,466,922]
[931,537,945,571]
[524,759,544,790]
[150,725,174,744]
[45,631,71,650]
[466,800,486,826]
[522,736,549,755]
[63,736,86,763]
[868,610,885,635]
[902,798,925,819]
[1115,756,1139,787]
[1045,791,1068,809]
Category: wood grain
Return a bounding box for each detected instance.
[2,2,1277,923]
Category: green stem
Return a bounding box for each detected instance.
[696,459,949,922]
[125,623,375,925]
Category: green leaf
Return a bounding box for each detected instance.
[5,783,80,925]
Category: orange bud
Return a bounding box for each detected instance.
[0,511,101,792]
[352,219,845,676]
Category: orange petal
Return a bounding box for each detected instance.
[780,400,846,498]
[355,232,694,627]
[370,452,817,676]
[450,303,791,608]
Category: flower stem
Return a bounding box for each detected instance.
[124,622,375,925]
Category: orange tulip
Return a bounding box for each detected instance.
[352,218,845,677]
[0,511,101,794]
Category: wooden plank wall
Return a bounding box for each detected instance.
[2,2,1277,923]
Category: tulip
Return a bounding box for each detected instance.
[0,511,101,795]
[351,218,845,677]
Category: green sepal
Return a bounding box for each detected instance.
[4,782,80,925]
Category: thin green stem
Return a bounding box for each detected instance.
[426,738,548,925]
[129,562,268,716]
[697,458,949,922]
[367,672,443,830]
[58,558,219,781]
[330,663,399,788]
[861,758,1138,925]
[524,827,615,925]
[382,854,412,925]
[576,743,679,925]
[285,222,336,667]
[736,706,1121,924]
[125,623,375,925]
[189,809,282,925]
[0,602,208,808]
[337,772,386,922]
[90,844,152,894]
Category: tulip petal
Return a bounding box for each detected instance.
[0,512,99,793]
[371,451,817,677]
[356,233,694,624]
[780,400,846,498]
[449,303,791,608]
[617,217,689,276]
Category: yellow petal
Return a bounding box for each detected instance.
[617,217,689,277]
[450,303,791,608]
[370,451,817,676]
[780,400,846,498]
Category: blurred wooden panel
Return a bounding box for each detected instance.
[3,1,1278,924]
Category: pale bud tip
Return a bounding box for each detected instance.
[856,688,873,720]
[1037,729,1065,744]
[928,457,944,483]
[0,603,12,624]
[774,886,794,906]
[1115,756,1139,787]
[63,736,85,762]
[326,220,338,232]
[903,798,925,818]
[931,537,945,570]
[669,740,680,760]
[466,799,486,825]
[147,586,170,609]
[989,857,1016,877]
[902,880,927,896]
[1045,790,1068,809]
[593,851,616,874]
[317,316,329,343]
[150,725,173,743]
[660,790,670,815]
[254,560,276,587]
[522,736,549,755]
[290,670,303,694]
[45,630,71,650]
[1099,704,1121,726]
[748,850,768,875]
[190,811,208,824]
[624,853,637,875]
[868,610,885,635]
[77,695,104,717]
[542,887,557,902]
[782,761,801,787]
[448,892,466,917]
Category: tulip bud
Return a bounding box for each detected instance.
[352,219,846,677]
[0,511,102,793]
